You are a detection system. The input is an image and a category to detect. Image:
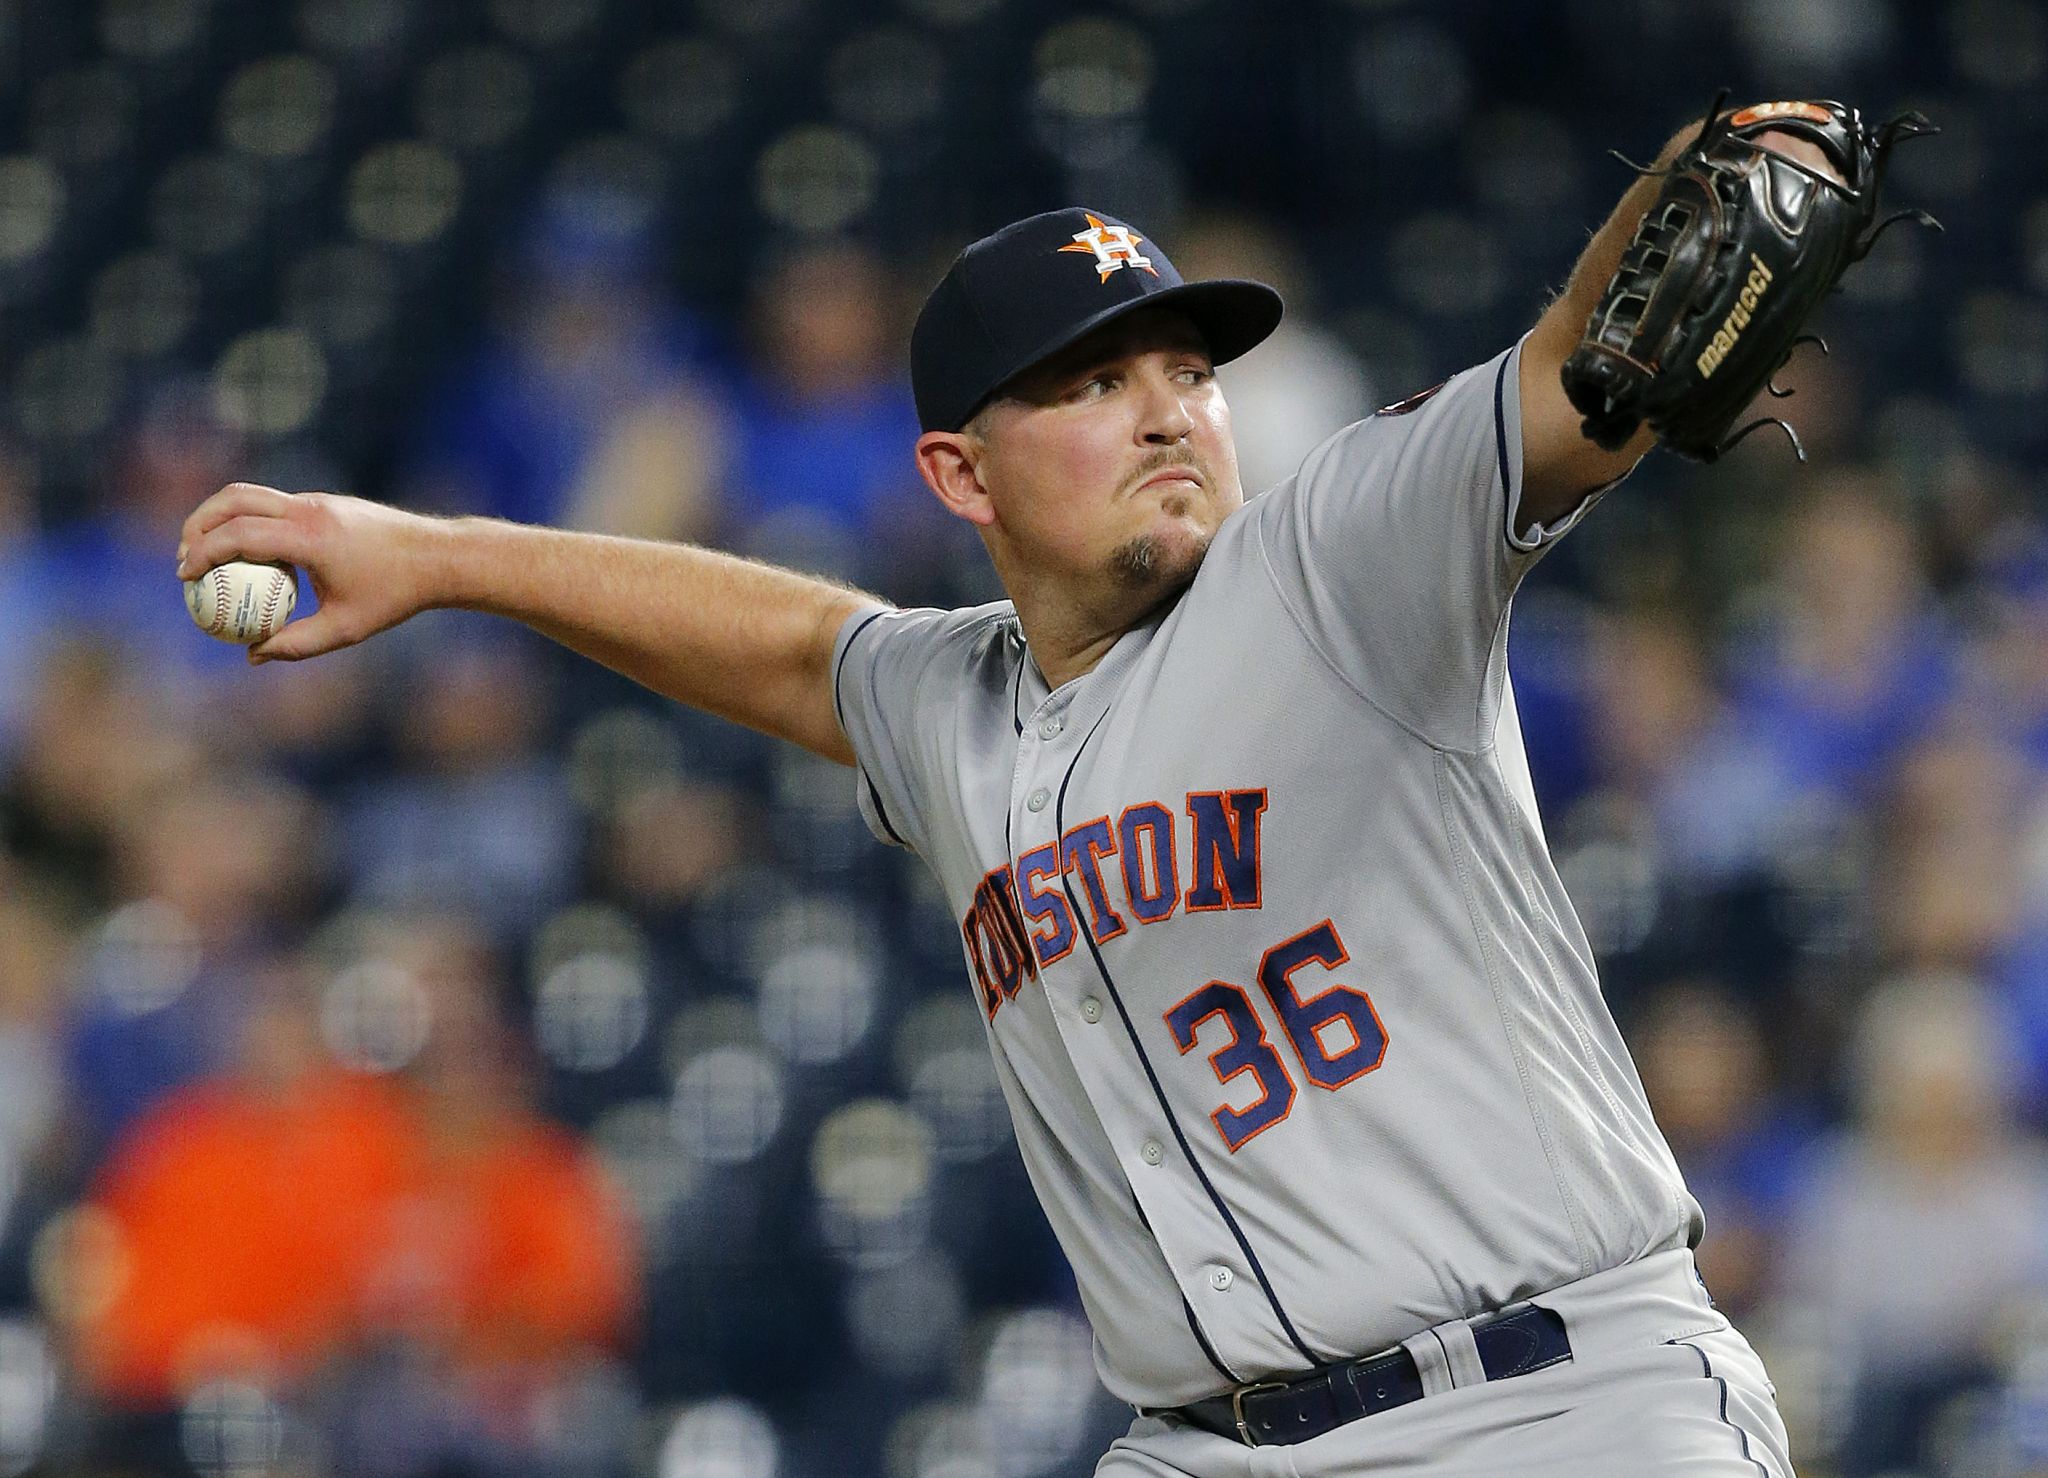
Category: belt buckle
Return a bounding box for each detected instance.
[1228,1381,1287,1447]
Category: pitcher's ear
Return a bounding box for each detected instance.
[915,430,996,528]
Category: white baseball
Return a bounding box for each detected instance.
[183,560,298,645]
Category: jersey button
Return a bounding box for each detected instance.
[1140,1138,1164,1166]
[1079,996,1102,1023]
[1026,787,1050,812]
[1208,1266,1235,1292]
[1039,714,1064,739]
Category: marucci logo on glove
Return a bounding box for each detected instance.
[1695,253,1774,378]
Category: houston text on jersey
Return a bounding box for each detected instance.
[962,788,1267,1018]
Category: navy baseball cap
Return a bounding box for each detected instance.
[911,207,1284,433]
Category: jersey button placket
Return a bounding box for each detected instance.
[1140,1138,1165,1167]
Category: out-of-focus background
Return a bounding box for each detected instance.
[0,0,2040,1474]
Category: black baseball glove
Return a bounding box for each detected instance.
[1560,97,1937,461]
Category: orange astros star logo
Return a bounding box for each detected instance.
[1058,213,1159,282]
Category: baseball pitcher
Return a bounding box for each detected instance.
[176,101,1931,1476]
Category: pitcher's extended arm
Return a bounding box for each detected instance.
[176,484,877,765]
[1517,119,1846,527]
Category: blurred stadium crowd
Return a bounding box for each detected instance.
[1,0,2047,1475]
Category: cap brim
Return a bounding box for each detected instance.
[968,278,1284,427]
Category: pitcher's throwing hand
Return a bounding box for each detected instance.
[176,484,449,665]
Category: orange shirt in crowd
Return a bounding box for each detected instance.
[372,1118,641,1367]
[74,1067,418,1406]
[73,1069,639,1407]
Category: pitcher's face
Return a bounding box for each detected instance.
[967,308,1244,604]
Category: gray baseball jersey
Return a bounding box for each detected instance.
[832,341,1702,1410]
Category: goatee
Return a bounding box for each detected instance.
[1108,529,1209,596]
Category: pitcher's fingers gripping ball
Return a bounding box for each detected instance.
[184,560,298,645]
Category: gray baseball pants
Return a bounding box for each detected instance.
[1098,1250,1792,1478]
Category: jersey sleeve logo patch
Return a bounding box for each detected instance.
[1058,213,1160,283]
[1375,381,1447,416]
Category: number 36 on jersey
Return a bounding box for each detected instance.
[960,787,1390,1153]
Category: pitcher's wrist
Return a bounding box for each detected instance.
[410,512,485,612]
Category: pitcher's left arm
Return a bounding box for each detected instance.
[1516,102,1930,529]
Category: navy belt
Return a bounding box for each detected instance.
[1168,1304,1572,1447]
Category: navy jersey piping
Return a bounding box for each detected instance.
[1009,692,1234,1391]
[1011,639,1028,737]
[1491,354,1512,500]
[832,608,910,848]
[1053,706,1319,1370]
[1183,1298,1239,1387]
[1131,1194,1240,1386]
